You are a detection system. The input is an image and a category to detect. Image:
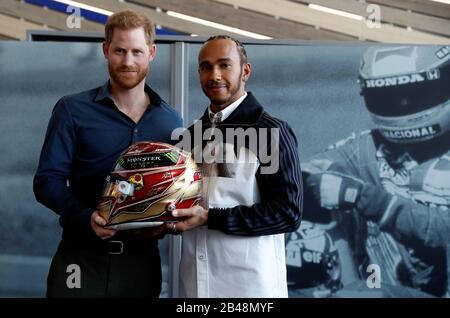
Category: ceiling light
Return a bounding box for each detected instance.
[308,4,363,21]
[166,11,271,39]
[430,0,450,4]
[53,0,113,16]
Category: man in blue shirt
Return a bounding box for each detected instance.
[33,10,182,297]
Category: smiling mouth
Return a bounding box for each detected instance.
[208,85,226,90]
[119,71,138,76]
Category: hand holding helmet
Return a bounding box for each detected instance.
[90,210,117,239]
[167,205,209,234]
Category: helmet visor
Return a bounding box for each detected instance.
[361,69,449,117]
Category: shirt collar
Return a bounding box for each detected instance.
[94,81,162,106]
[208,92,247,124]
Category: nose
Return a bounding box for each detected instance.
[122,51,134,66]
[211,65,221,81]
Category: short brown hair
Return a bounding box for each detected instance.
[105,10,155,44]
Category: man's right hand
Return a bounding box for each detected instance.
[91,211,117,240]
[166,206,209,234]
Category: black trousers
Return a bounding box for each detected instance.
[47,239,162,298]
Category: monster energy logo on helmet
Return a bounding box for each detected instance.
[164,151,179,163]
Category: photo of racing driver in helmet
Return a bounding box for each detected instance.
[302,45,450,297]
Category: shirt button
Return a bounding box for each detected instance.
[134,128,138,133]
[198,254,205,260]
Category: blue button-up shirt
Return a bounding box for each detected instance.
[33,81,182,239]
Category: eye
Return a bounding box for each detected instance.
[199,64,212,71]
[221,63,232,69]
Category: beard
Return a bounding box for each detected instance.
[109,64,148,90]
[203,80,242,110]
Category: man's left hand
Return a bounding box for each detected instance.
[166,206,208,234]
[307,171,364,210]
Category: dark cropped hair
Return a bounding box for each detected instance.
[205,35,248,65]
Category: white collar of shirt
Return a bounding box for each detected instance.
[208,92,247,124]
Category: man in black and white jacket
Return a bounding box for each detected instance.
[171,35,303,297]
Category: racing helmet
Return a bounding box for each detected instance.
[359,45,450,144]
[286,221,341,297]
[97,142,202,230]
